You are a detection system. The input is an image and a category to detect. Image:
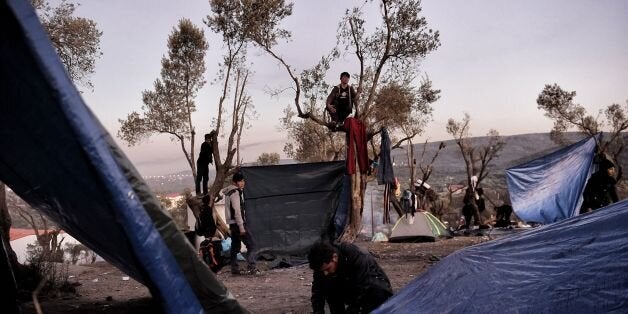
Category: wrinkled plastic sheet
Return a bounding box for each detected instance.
[374,200,628,313]
[0,2,244,313]
[506,136,596,224]
[241,162,345,255]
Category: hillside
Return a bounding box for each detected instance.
[141,132,626,195]
[389,132,627,192]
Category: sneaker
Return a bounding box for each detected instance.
[231,268,245,275]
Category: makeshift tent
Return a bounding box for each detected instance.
[241,162,346,255]
[0,1,244,313]
[388,212,450,242]
[374,199,628,313]
[506,136,597,224]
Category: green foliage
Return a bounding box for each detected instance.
[118,19,208,148]
[256,152,280,165]
[32,0,103,90]
[536,84,628,167]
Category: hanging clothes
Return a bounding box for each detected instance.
[343,117,369,175]
[377,128,395,185]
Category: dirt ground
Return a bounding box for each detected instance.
[19,236,488,314]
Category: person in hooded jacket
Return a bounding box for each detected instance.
[581,158,619,213]
[222,173,259,275]
[308,241,392,314]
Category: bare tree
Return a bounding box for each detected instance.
[118,19,208,182]
[204,2,258,209]
[446,113,505,187]
[537,83,628,179]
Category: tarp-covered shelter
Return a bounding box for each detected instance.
[241,162,346,255]
[388,212,450,242]
[506,136,597,224]
[0,1,245,312]
[374,199,628,313]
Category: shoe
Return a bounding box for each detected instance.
[231,269,245,275]
[245,268,263,276]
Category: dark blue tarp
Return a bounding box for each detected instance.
[506,136,597,223]
[374,200,628,313]
[0,1,243,313]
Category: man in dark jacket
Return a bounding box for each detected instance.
[195,131,214,196]
[325,72,361,127]
[308,241,392,314]
[581,158,619,213]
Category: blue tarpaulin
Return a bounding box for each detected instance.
[0,1,244,312]
[374,200,628,313]
[506,136,597,224]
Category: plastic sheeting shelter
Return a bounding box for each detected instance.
[241,162,346,255]
[374,199,628,313]
[388,212,450,242]
[0,1,244,312]
[506,136,597,224]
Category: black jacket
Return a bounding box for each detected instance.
[311,243,392,313]
[197,141,213,166]
[583,171,618,210]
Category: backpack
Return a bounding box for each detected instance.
[195,204,217,238]
[199,239,225,273]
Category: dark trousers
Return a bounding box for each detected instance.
[195,164,209,195]
[327,108,351,124]
[325,284,392,314]
[229,224,257,270]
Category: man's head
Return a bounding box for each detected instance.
[308,241,339,276]
[232,173,245,189]
[600,159,616,177]
[204,133,212,141]
[340,72,350,85]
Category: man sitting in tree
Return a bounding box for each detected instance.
[325,72,361,128]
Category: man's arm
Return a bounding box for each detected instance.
[326,86,338,113]
[311,271,326,314]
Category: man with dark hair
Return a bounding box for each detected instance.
[581,158,619,213]
[222,173,259,275]
[195,131,215,195]
[325,72,361,127]
[308,241,392,314]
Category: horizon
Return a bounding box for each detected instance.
[64,0,627,176]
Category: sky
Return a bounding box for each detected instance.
[68,0,628,176]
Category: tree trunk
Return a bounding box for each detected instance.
[0,183,21,275]
[339,154,368,242]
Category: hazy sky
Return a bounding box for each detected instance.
[70,0,628,176]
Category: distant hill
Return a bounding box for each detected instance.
[390,132,626,193]
[143,133,626,194]
[143,159,297,194]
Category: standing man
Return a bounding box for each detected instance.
[195,131,214,196]
[581,158,619,213]
[326,72,361,127]
[308,241,393,314]
[222,173,259,275]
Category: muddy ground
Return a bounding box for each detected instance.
[19,236,488,313]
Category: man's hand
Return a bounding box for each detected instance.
[357,86,363,94]
[326,105,336,113]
